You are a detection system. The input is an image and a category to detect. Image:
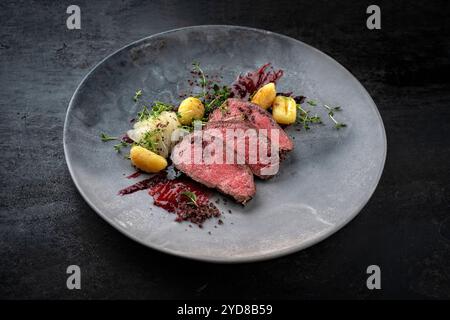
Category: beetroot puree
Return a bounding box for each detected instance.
[118,173,220,226]
[148,179,208,212]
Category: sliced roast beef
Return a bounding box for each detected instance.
[205,120,279,179]
[209,98,294,153]
[171,131,256,203]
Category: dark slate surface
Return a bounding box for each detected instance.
[0,0,449,299]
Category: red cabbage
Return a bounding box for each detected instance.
[230,63,283,99]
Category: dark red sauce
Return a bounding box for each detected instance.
[118,175,164,195]
[148,178,208,211]
[126,171,142,179]
[149,178,220,225]
[118,172,221,226]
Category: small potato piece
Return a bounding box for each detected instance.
[178,97,205,125]
[130,145,167,173]
[272,96,297,125]
[251,83,276,109]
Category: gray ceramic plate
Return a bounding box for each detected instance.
[64,25,386,263]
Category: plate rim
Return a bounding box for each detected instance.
[63,25,387,263]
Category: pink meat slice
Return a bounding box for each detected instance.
[171,132,256,204]
[205,120,280,179]
[208,98,294,153]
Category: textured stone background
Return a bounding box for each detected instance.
[0,0,449,299]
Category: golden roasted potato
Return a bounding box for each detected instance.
[178,97,205,125]
[251,83,276,109]
[272,96,297,125]
[130,145,167,173]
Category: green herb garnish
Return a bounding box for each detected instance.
[296,102,346,130]
[334,123,347,129]
[100,133,131,153]
[206,85,230,114]
[137,105,150,121]
[150,101,173,118]
[136,129,160,153]
[181,190,198,207]
[190,62,231,117]
[296,104,322,130]
[323,104,346,129]
[100,133,119,142]
[113,141,131,153]
[133,89,142,102]
[136,102,174,122]
[192,62,207,98]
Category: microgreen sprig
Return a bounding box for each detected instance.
[137,105,150,121]
[137,102,174,122]
[100,133,131,153]
[136,129,160,153]
[113,141,131,153]
[192,62,207,98]
[205,85,230,113]
[181,190,198,207]
[100,133,119,142]
[307,100,318,107]
[133,89,142,102]
[323,104,347,129]
[151,101,174,118]
[190,62,230,117]
[296,104,322,130]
